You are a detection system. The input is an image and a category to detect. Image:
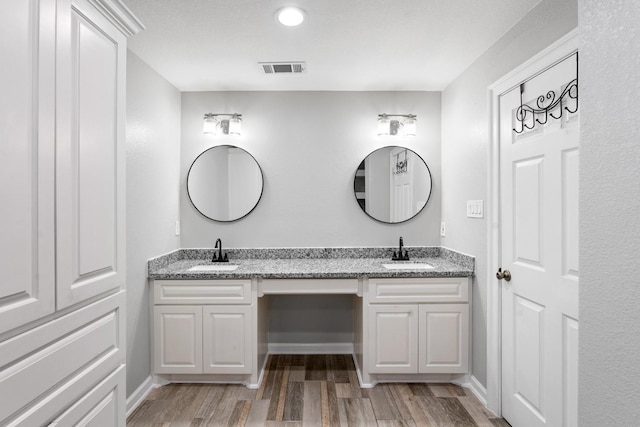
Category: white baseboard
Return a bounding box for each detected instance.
[126,375,156,418]
[466,375,490,408]
[268,342,354,354]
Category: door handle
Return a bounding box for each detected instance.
[496,268,512,282]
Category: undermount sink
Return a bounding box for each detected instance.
[188,264,239,272]
[382,263,435,270]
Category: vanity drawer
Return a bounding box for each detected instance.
[154,280,252,305]
[260,279,359,295]
[368,277,469,303]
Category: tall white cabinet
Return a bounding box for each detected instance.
[0,0,142,425]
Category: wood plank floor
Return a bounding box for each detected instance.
[127,354,510,426]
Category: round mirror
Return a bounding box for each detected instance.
[354,146,432,223]
[187,145,264,222]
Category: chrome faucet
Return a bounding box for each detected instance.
[212,238,229,262]
[392,236,410,261]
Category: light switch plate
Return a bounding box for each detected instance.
[467,200,484,218]
[175,221,181,236]
[440,222,446,237]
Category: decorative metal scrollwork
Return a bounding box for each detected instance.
[513,53,579,134]
[393,149,408,175]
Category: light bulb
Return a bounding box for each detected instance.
[229,114,242,136]
[203,114,218,134]
[378,115,390,136]
[275,7,306,27]
[403,116,416,137]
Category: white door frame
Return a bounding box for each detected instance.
[486,28,578,416]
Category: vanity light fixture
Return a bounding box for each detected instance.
[203,113,242,136]
[275,6,306,27]
[377,114,417,137]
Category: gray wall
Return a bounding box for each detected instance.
[441,0,577,387]
[126,52,181,398]
[180,91,442,248]
[578,1,640,424]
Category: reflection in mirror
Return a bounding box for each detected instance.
[354,146,432,223]
[187,145,264,222]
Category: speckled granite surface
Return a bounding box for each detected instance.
[148,247,474,280]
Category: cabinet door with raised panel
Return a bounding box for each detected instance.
[203,305,252,374]
[0,0,56,334]
[50,366,125,427]
[154,306,203,374]
[368,304,418,374]
[418,304,469,374]
[55,0,128,309]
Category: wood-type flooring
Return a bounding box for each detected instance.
[127,354,510,426]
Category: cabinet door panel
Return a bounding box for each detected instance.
[50,365,125,427]
[368,305,418,373]
[418,304,469,373]
[0,302,122,422]
[154,306,202,374]
[203,306,252,374]
[56,0,127,309]
[0,0,56,334]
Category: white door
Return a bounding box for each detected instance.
[390,147,414,222]
[499,52,579,427]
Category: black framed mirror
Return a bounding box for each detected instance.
[187,145,264,222]
[354,146,432,223]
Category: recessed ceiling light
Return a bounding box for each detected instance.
[275,7,306,27]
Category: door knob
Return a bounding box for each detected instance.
[496,268,512,282]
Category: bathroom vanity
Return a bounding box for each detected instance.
[148,247,473,388]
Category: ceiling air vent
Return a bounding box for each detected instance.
[259,62,306,74]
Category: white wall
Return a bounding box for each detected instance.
[126,51,181,397]
[578,2,640,424]
[441,0,577,387]
[180,91,441,248]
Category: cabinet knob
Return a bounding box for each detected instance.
[496,268,512,282]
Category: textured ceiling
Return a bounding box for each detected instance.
[125,0,541,91]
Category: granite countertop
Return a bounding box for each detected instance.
[148,247,474,280]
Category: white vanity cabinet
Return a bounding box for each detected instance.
[152,280,255,377]
[365,277,470,376]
